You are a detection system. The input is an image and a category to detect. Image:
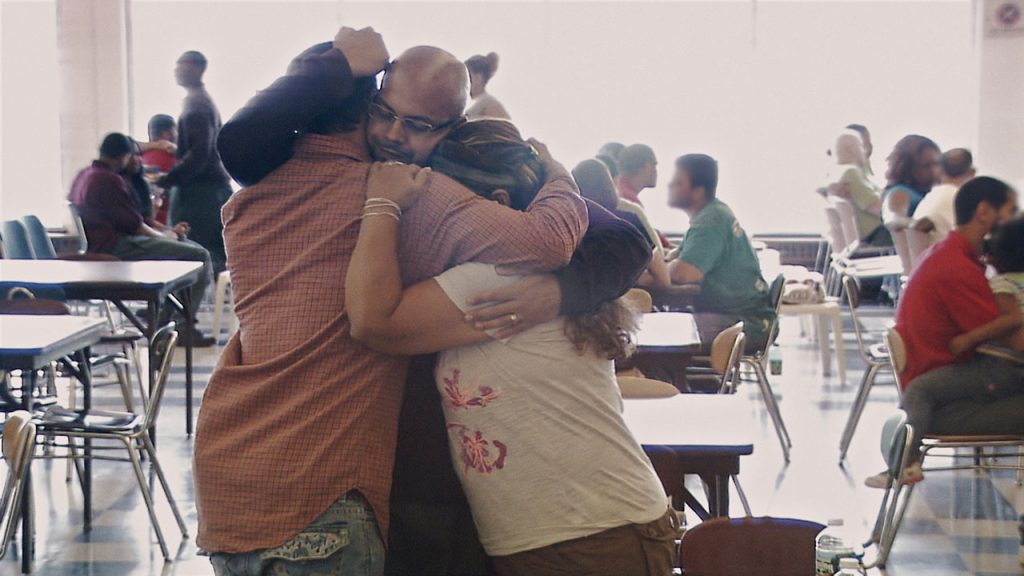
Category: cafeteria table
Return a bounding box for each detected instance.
[0,315,106,573]
[0,260,205,435]
[632,312,703,392]
[623,394,755,520]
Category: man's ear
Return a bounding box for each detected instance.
[490,189,512,207]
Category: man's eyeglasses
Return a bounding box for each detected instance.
[368,95,463,136]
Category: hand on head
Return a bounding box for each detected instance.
[334,26,389,78]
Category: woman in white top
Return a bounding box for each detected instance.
[465,52,511,120]
[346,119,674,575]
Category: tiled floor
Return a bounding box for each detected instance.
[1,306,1022,575]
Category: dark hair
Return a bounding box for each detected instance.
[990,218,1024,274]
[845,124,869,139]
[290,43,375,135]
[595,153,619,178]
[99,133,133,158]
[941,148,974,179]
[954,176,1012,226]
[598,142,625,160]
[178,50,207,70]
[432,120,635,360]
[885,134,940,189]
[619,144,656,177]
[676,153,719,199]
[430,119,545,211]
[573,158,619,211]
[147,114,175,141]
[465,52,499,82]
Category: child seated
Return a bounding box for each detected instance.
[986,218,1024,352]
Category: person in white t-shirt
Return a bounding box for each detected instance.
[346,119,675,576]
[913,148,975,243]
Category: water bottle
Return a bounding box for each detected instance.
[769,344,783,376]
[834,557,864,575]
[816,519,857,575]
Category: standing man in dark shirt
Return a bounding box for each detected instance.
[69,133,216,346]
[216,29,650,575]
[159,51,233,274]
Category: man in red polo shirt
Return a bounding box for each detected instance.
[890,176,1022,483]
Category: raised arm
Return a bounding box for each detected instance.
[217,27,388,186]
[346,165,490,355]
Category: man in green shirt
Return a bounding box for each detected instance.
[668,153,775,352]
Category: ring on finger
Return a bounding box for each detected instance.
[508,313,519,325]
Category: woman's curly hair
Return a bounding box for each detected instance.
[885,134,940,190]
[564,297,639,362]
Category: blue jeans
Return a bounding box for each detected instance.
[210,492,385,576]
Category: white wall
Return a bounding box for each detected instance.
[1,0,62,224]
[0,0,991,233]
[977,0,1024,189]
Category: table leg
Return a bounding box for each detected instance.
[183,289,194,437]
[78,348,93,530]
[21,371,35,574]
[147,299,159,444]
[703,473,730,518]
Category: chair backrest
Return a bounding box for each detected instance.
[885,221,912,274]
[0,220,35,260]
[905,227,932,269]
[0,298,71,316]
[621,288,653,314]
[710,322,745,392]
[616,376,678,399]
[142,323,179,429]
[879,410,912,475]
[0,411,36,559]
[20,215,57,259]
[679,516,826,575]
[66,203,88,254]
[824,204,849,253]
[842,275,875,362]
[884,327,907,401]
[832,199,860,252]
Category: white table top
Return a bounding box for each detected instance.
[0,260,202,287]
[623,394,755,452]
[636,312,702,352]
[0,315,106,360]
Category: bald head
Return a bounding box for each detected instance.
[385,46,469,120]
[941,148,975,185]
[367,46,470,164]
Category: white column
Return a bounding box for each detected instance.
[977,0,1024,187]
[56,0,130,191]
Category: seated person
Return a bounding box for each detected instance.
[884,177,1022,487]
[826,130,888,245]
[912,148,975,244]
[573,158,669,288]
[123,139,191,241]
[68,133,215,346]
[141,114,178,224]
[883,134,941,223]
[346,119,675,575]
[667,153,775,353]
[988,217,1024,352]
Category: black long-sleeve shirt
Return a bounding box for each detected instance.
[163,85,230,187]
